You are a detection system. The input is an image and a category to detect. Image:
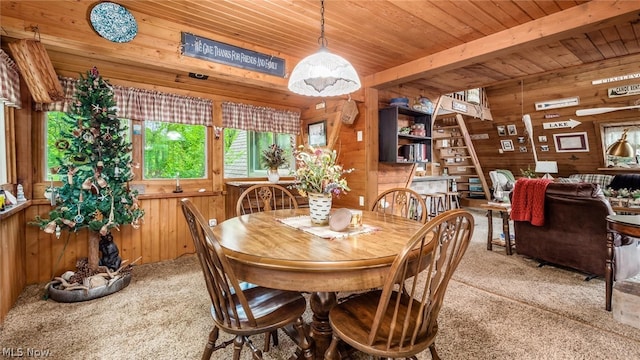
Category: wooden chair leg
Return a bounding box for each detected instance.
[293,317,313,360]
[233,335,245,360]
[202,327,219,360]
[429,343,440,360]
[324,334,341,360]
[262,330,278,352]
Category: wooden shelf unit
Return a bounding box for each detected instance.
[379,106,432,164]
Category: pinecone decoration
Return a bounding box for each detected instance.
[69,258,95,284]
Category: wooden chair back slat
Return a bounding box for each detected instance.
[369,209,473,349]
[182,199,258,329]
[236,184,299,216]
[371,187,428,223]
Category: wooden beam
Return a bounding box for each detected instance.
[366,1,640,88]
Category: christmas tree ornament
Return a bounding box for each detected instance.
[61,218,76,228]
[82,177,93,190]
[74,206,85,224]
[55,139,70,150]
[66,167,77,185]
[44,220,57,234]
[83,131,95,143]
[72,128,82,137]
[96,175,107,188]
[70,153,89,164]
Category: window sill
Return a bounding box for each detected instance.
[597,167,640,172]
[0,200,32,221]
[30,191,224,205]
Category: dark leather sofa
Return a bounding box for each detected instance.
[513,182,613,277]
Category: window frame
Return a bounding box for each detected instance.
[0,102,8,185]
[600,121,640,167]
[223,128,295,179]
[40,112,213,197]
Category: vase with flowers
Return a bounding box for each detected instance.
[261,144,288,183]
[293,145,353,225]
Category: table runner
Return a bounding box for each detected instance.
[276,215,378,239]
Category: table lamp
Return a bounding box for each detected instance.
[535,161,558,179]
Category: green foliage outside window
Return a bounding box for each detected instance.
[47,112,129,180]
[143,121,206,179]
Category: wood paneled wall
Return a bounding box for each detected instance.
[0,209,26,324]
[473,52,640,184]
[23,195,222,284]
[300,99,367,210]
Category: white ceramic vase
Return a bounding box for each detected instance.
[308,192,332,225]
[267,168,280,183]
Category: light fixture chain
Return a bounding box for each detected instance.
[318,0,328,48]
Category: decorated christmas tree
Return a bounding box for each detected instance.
[35,67,144,273]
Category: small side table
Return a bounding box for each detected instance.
[481,203,513,255]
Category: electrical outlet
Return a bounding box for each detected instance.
[357,131,363,141]
[359,196,365,207]
[208,219,217,227]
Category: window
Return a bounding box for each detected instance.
[224,128,294,178]
[0,102,7,184]
[601,122,640,166]
[46,113,207,181]
[45,112,132,180]
[143,121,206,179]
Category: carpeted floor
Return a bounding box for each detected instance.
[1,209,639,359]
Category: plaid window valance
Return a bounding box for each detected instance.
[0,49,22,108]
[222,102,300,135]
[37,77,213,126]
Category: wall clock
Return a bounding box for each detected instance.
[90,2,138,43]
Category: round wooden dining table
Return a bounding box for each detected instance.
[211,208,426,359]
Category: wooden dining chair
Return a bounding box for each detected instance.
[325,209,474,360]
[236,184,299,216]
[181,199,312,360]
[371,187,428,223]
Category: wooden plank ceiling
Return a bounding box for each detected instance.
[2,0,640,108]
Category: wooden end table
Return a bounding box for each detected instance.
[481,202,513,255]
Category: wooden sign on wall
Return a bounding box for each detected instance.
[181,32,286,77]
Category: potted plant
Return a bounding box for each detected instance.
[261,143,288,183]
[293,145,353,225]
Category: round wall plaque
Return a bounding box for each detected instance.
[90,2,138,43]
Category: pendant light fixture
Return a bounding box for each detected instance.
[288,0,361,97]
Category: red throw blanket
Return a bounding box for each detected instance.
[510,178,553,226]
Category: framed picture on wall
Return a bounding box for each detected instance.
[553,132,589,152]
[507,124,517,136]
[497,126,507,136]
[308,120,327,147]
[500,139,514,151]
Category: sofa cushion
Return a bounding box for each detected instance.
[609,174,640,190]
[568,174,614,188]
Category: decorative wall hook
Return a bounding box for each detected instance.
[214,126,223,139]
